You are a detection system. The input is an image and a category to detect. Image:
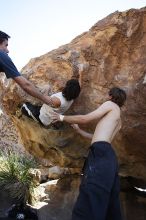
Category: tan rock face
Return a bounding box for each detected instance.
[36,176,80,220]
[12,116,89,168]
[0,113,26,154]
[1,8,146,181]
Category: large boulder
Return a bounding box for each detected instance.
[1,8,146,181]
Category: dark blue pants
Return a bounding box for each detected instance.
[72,141,122,220]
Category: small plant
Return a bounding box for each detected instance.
[0,150,38,205]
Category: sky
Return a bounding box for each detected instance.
[1,0,146,70]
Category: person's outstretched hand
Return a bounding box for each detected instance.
[71,124,80,131]
[51,112,61,123]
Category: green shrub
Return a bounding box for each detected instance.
[0,150,38,204]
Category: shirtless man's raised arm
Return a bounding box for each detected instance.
[52,101,113,124]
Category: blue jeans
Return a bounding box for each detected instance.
[72,141,122,220]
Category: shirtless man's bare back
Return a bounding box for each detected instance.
[52,87,126,220]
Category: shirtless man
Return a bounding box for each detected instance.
[52,87,126,220]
